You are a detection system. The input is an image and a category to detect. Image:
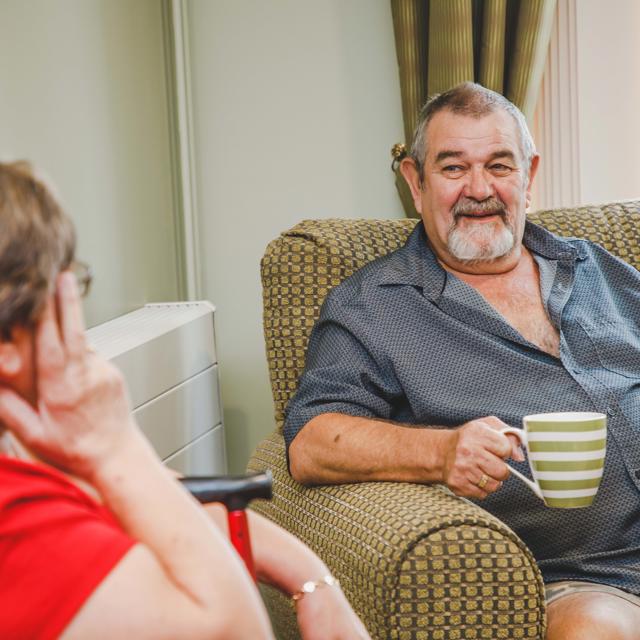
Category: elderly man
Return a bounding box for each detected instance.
[0,162,369,640]
[285,82,640,639]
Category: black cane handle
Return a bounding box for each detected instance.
[180,470,272,511]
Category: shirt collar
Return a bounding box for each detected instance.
[377,219,587,301]
[523,220,588,262]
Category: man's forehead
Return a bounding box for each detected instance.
[425,109,521,158]
[434,148,517,164]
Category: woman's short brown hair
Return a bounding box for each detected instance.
[0,162,76,338]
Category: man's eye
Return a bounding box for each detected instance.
[442,165,464,174]
[489,163,513,175]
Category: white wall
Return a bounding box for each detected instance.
[187,0,405,472]
[575,0,640,205]
[0,0,180,327]
[518,0,640,211]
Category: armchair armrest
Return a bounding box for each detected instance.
[248,430,546,640]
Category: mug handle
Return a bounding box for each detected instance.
[500,427,544,501]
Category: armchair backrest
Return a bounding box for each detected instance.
[261,201,640,427]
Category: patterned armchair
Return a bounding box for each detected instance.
[247,200,640,639]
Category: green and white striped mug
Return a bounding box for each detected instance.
[501,412,607,508]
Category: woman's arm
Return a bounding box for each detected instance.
[0,273,273,639]
[205,502,370,640]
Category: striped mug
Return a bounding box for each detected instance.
[501,412,607,508]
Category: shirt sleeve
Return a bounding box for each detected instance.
[283,291,402,451]
[1,475,136,640]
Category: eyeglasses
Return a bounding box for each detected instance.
[69,260,93,298]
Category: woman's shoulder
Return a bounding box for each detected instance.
[0,454,97,515]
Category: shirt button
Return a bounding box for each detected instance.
[572,368,581,375]
[607,408,617,417]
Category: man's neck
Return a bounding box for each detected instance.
[438,245,531,285]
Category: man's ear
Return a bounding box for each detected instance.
[399,157,424,214]
[0,341,23,380]
[525,154,540,209]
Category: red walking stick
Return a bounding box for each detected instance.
[180,471,273,581]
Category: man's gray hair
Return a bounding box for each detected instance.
[409,82,536,184]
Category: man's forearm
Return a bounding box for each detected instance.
[289,412,455,485]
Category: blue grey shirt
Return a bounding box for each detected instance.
[284,221,640,593]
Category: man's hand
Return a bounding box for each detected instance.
[0,271,136,480]
[441,416,525,499]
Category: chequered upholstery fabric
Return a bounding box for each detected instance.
[261,218,417,427]
[249,432,543,639]
[249,200,640,639]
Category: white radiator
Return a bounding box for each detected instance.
[86,302,227,475]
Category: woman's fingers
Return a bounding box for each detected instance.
[0,388,43,445]
[57,271,87,361]
[35,297,65,380]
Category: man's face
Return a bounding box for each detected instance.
[404,109,538,274]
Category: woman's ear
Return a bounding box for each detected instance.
[0,324,32,381]
[0,341,22,380]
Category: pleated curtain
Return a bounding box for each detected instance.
[391,0,557,217]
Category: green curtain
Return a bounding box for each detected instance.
[391,0,556,217]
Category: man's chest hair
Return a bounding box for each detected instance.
[475,272,560,358]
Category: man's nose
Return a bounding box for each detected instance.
[464,167,494,201]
